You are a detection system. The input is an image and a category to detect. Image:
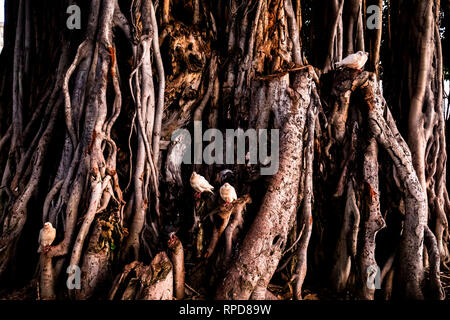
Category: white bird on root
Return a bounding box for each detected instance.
[38,222,56,253]
[335,51,368,70]
[219,183,237,206]
[190,172,214,199]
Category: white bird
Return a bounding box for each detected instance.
[219,183,238,204]
[38,222,56,253]
[190,172,214,198]
[335,51,368,70]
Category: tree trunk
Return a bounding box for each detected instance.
[0,0,448,301]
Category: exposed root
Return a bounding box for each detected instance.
[168,234,185,300]
[109,253,173,300]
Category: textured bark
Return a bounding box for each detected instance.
[74,220,112,300]
[385,0,449,270]
[216,69,314,299]
[0,0,448,301]
[109,253,173,300]
[366,0,382,76]
[39,254,55,300]
[168,235,185,300]
[293,96,318,300]
[331,180,360,293]
[358,138,385,300]
[361,74,429,299]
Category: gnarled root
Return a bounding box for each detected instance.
[423,225,445,300]
[168,235,185,300]
[39,253,55,300]
[217,69,315,300]
[74,219,112,300]
[109,252,173,300]
[331,180,360,293]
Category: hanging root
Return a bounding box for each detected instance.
[204,203,234,259]
[358,138,386,300]
[362,74,428,299]
[204,194,252,260]
[39,253,56,300]
[224,194,252,264]
[331,179,360,293]
[294,88,319,300]
[168,234,185,300]
[424,225,445,299]
[325,68,432,299]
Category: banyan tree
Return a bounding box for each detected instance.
[0,0,448,300]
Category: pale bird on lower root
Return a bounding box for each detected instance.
[38,222,56,253]
[190,172,214,199]
[335,51,368,70]
[219,183,238,204]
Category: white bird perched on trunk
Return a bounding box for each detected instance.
[190,172,214,199]
[335,51,368,70]
[219,183,237,206]
[38,222,56,253]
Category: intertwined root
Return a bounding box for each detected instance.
[0,0,447,301]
